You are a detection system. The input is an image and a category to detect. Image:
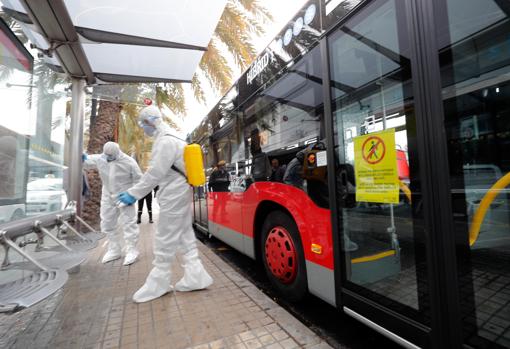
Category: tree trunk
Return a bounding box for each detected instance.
[82,100,121,225]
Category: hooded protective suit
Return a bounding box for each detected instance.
[83,142,142,265]
[125,106,212,303]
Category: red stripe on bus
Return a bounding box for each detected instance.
[208,182,334,270]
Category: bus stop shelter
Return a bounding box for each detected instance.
[1,0,227,214]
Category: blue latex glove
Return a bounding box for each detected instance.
[82,153,88,162]
[118,192,136,205]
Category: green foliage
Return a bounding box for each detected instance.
[196,0,271,95]
[199,40,233,95]
[155,84,186,116]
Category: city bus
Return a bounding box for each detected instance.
[190,1,510,348]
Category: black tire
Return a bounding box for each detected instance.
[260,211,307,301]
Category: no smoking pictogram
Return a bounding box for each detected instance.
[362,136,386,164]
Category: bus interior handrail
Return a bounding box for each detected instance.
[469,171,510,246]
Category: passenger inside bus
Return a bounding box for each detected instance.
[302,142,329,209]
[283,148,307,189]
[208,160,230,192]
[250,128,271,182]
[269,158,286,182]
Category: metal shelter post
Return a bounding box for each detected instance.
[68,78,86,216]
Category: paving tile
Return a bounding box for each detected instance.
[265,343,284,349]
[209,338,227,349]
[0,217,335,349]
[239,330,257,341]
[304,342,334,349]
[244,338,263,349]
[251,327,269,338]
[279,338,299,349]
[224,334,242,346]
[264,323,281,333]
[102,338,120,348]
[192,344,210,349]
[121,337,138,347]
[259,334,276,346]
[272,330,289,341]
[231,343,248,349]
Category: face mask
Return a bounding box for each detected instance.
[103,154,116,162]
[143,124,156,136]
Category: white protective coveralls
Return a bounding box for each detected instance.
[83,142,142,265]
[127,106,212,303]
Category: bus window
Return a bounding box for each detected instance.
[242,45,326,206]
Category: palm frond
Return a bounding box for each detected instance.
[215,24,257,69]
[199,40,233,94]
[198,0,271,90]
[191,74,206,104]
[162,115,181,131]
[155,84,186,116]
[237,0,273,22]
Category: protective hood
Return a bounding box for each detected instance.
[139,106,162,126]
[103,142,120,161]
[138,106,163,137]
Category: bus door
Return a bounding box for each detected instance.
[207,127,246,255]
[327,0,430,347]
[434,0,510,348]
[193,182,208,229]
[192,142,209,230]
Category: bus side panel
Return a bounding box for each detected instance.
[242,182,334,270]
[207,191,248,256]
[243,182,336,305]
[207,183,337,305]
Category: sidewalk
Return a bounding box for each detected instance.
[0,214,333,349]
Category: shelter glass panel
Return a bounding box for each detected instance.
[0,18,69,224]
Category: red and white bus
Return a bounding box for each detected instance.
[191,1,510,348]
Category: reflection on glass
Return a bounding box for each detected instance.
[0,21,69,223]
[329,0,428,322]
[242,44,325,205]
[437,0,510,347]
[0,129,29,223]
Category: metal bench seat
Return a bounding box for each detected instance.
[0,208,99,312]
[0,269,68,313]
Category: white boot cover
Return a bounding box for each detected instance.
[123,247,139,266]
[133,267,172,303]
[102,243,121,263]
[175,249,213,292]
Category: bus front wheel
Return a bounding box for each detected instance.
[260,211,307,301]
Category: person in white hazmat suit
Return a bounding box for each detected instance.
[83,142,142,265]
[118,106,213,303]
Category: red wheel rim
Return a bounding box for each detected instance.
[264,226,297,284]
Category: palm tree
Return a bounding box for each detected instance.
[83,0,272,223]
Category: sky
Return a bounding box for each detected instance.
[176,0,309,136]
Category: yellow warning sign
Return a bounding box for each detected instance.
[353,128,399,204]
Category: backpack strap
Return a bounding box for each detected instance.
[162,134,188,181]
[171,164,187,181]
